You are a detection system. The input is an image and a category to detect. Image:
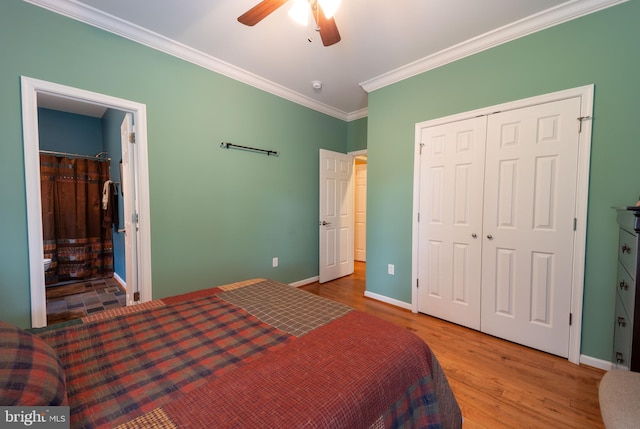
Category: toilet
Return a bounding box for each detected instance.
[44,258,52,271]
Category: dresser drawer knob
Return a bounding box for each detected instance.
[618,316,627,327]
[616,352,625,363]
[619,280,629,291]
[622,243,632,254]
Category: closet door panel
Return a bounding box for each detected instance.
[481,97,581,358]
[417,116,486,330]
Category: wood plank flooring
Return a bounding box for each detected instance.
[300,262,605,429]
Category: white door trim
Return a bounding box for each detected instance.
[120,113,138,306]
[21,76,153,328]
[349,149,367,263]
[411,84,594,364]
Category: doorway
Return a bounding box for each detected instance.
[412,85,594,364]
[318,149,367,284]
[21,76,152,328]
[38,106,127,323]
[353,152,367,263]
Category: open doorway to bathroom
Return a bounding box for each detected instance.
[21,77,152,328]
[38,104,128,324]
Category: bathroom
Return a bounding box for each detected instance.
[38,100,127,322]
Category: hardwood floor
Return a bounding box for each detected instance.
[300,262,605,429]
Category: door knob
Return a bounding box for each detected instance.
[320,221,332,226]
[472,233,477,239]
[487,234,493,240]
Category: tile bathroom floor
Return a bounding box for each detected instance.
[46,277,126,324]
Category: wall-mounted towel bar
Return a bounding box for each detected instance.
[220,142,279,157]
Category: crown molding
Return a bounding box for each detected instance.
[23,0,356,121]
[346,108,368,122]
[360,0,628,93]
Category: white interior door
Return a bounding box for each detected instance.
[417,117,487,330]
[354,161,367,262]
[120,113,139,305]
[416,96,582,357]
[480,97,581,358]
[319,149,354,283]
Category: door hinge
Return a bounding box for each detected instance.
[133,291,140,302]
[577,116,591,133]
[416,278,419,288]
[573,218,577,231]
[129,132,136,143]
[419,142,425,155]
[569,312,573,326]
[417,212,420,223]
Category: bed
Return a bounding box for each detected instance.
[1,278,462,428]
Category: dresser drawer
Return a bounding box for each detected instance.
[613,293,633,370]
[618,227,638,278]
[617,261,637,316]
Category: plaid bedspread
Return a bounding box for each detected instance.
[34,279,461,429]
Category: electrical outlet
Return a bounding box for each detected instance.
[388,264,394,275]
[272,257,278,268]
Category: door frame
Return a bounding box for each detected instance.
[352,150,368,262]
[411,85,594,364]
[21,76,153,328]
[120,112,138,306]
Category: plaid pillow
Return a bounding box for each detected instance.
[0,321,67,406]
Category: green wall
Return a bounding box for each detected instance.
[366,1,640,362]
[0,0,347,328]
[347,116,368,152]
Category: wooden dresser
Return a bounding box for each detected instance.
[613,207,640,371]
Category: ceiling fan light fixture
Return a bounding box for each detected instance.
[288,0,309,26]
[317,0,341,19]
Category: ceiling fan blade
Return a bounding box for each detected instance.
[314,5,341,46]
[238,0,288,26]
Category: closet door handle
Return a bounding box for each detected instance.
[619,280,629,291]
[472,233,477,239]
[622,243,632,254]
[487,234,493,240]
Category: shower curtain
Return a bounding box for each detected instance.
[40,155,114,285]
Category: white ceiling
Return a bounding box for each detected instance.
[27,0,624,120]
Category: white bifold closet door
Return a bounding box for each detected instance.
[417,96,581,358]
[417,117,487,331]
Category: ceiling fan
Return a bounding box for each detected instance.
[238,0,342,47]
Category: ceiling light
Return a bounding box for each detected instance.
[288,0,309,26]
[288,0,341,26]
[312,81,323,90]
[318,0,341,19]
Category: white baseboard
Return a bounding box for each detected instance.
[289,276,412,312]
[113,272,126,290]
[290,276,319,288]
[364,291,412,311]
[580,354,613,371]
